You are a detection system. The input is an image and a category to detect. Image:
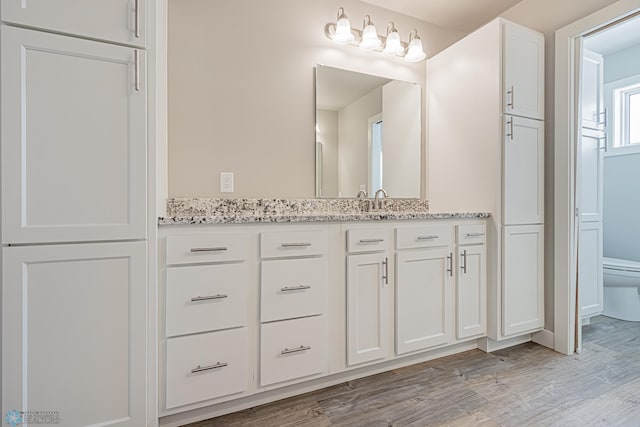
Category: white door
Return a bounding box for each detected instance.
[503,115,545,225]
[347,253,389,365]
[1,26,147,244]
[2,242,147,427]
[456,245,487,339]
[396,249,453,354]
[502,225,544,336]
[1,0,145,47]
[503,21,544,120]
[579,222,604,317]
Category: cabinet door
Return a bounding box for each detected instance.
[1,0,145,47]
[503,22,544,120]
[503,116,544,225]
[502,225,544,336]
[347,253,389,365]
[396,248,453,354]
[2,242,147,427]
[1,26,146,244]
[456,245,487,339]
[579,222,603,318]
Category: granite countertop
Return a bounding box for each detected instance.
[158,198,490,225]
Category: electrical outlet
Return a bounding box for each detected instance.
[220,172,234,193]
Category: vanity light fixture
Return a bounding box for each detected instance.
[325,7,427,62]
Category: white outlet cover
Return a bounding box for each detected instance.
[220,172,234,193]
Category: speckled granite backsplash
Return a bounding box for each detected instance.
[165,198,430,217]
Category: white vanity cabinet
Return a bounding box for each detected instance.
[456,225,487,340]
[395,225,454,354]
[1,0,146,47]
[429,17,545,343]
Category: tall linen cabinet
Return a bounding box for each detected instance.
[1,2,150,426]
[428,18,545,343]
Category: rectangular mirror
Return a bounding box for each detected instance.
[315,65,422,198]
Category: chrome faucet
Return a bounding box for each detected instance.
[356,190,368,198]
[374,188,388,210]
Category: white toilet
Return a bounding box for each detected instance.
[603,257,640,321]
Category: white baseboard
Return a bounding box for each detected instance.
[532,328,555,349]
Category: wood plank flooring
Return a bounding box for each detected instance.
[186,316,640,426]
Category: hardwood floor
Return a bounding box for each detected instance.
[187,316,640,426]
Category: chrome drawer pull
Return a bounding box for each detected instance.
[465,232,485,237]
[281,242,312,247]
[190,247,228,252]
[281,285,311,292]
[281,345,311,355]
[359,238,384,243]
[417,235,438,241]
[191,294,228,302]
[191,362,227,374]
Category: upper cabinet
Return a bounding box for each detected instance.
[1,26,147,244]
[1,0,145,47]
[503,22,544,120]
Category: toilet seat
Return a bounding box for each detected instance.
[603,257,640,274]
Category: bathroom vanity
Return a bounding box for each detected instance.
[157,198,494,425]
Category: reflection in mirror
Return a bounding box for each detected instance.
[315,65,421,198]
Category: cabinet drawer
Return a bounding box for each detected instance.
[260,230,327,258]
[260,316,325,386]
[166,233,248,265]
[166,328,248,409]
[347,228,388,253]
[395,225,452,250]
[457,224,486,245]
[166,263,248,337]
[261,258,326,322]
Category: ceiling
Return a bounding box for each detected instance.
[316,66,391,111]
[584,14,640,56]
[361,0,524,32]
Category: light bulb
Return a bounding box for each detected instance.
[332,8,354,45]
[359,16,381,50]
[383,28,403,55]
[405,30,426,62]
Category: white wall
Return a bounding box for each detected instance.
[500,0,620,330]
[338,87,382,197]
[604,43,640,83]
[316,109,339,197]
[168,0,465,198]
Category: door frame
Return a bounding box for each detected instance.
[554,0,640,355]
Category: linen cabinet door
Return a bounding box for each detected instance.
[347,253,389,366]
[1,0,145,47]
[2,242,147,427]
[503,116,544,225]
[1,26,146,244]
[456,245,487,339]
[396,248,453,354]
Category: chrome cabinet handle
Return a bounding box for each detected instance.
[465,232,485,237]
[281,345,311,355]
[359,238,384,243]
[190,247,228,252]
[191,362,227,373]
[280,285,311,292]
[447,252,453,277]
[134,0,140,39]
[191,294,228,302]
[461,250,468,274]
[382,257,389,285]
[281,242,312,247]
[417,235,438,241]
[134,50,140,92]
[507,85,514,108]
[506,117,514,140]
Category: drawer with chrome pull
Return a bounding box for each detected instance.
[165,328,249,409]
[260,315,325,387]
[260,258,327,322]
[456,224,486,245]
[166,263,248,337]
[260,230,327,259]
[395,224,453,250]
[346,228,389,253]
[166,233,249,265]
